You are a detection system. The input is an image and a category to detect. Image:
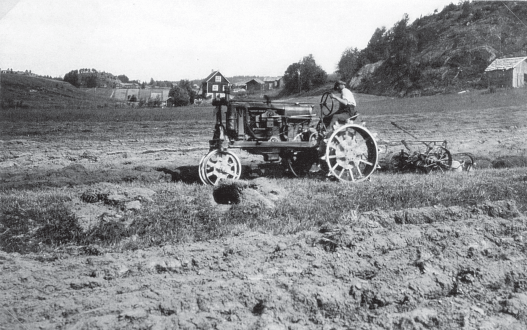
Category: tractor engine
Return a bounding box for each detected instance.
[226,101,316,141]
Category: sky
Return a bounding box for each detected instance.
[0,0,458,82]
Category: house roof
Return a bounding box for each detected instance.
[202,71,231,84]
[485,57,527,72]
[246,78,264,84]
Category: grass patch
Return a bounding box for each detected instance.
[3,168,525,254]
[0,191,82,253]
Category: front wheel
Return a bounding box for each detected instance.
[325,124,378,182]
[198,150,242,185]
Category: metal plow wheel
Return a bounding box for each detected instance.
[425,146,452,173]
[452,152,476,172]
[325,124,378,182]
[198,150,241,185]
[388,151,410,173]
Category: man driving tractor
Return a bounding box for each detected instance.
[310,80,358,175]
[324,80,357,135]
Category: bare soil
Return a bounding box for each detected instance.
[2,200,527,329]
[1,105,527,329]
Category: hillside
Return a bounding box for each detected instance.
[0,73,119,109]
[349,1,527,96]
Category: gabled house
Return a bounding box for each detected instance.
[201,71,231,99]
[484,57,527,88]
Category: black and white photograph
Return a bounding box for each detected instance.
[1,0,527,329]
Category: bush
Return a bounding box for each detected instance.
[0,202,84,253]
[169,86,190,107]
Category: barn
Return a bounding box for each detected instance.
[201,71,231,99]
[484,57,527,88]
[245,78,264,94]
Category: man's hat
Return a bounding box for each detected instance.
[333,80,346,90]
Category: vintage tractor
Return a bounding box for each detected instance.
[198,90,379,185]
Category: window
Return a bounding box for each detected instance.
[212,84,219,91]
[215,76,221,82]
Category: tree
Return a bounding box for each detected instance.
[362,27,389,64]
[149,78,155,86]
[168,86,190,107]
[178,79,196,104]
[85,75,98,88]
[117,74,129,83]
[337,47,361,83]
[387,14,417,66]
[283,54,327,94]
[63,70,80,87]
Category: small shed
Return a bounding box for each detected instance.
[484,57,527,88]
[263,77,276,91]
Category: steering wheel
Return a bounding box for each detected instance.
[320,92,334,117]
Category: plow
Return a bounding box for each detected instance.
[388,121,476,173]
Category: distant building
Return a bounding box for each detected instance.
[275,77,284,88]
[246,78,264,94]
[263,77,276,90]
[484,57,527,88]
[201,71,231,99]
[112,87,170,104]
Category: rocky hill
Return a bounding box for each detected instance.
[349,1,527,96]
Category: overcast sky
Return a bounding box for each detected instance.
[1,0,457,82]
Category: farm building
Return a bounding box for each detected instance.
[111,88,170,103]
[484,57,527,88]
[263,77,276,90]
[246,78,264,94]
[201,71,231,99]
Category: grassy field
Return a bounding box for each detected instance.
[1,86,527,253]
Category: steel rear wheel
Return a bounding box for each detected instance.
[325,124,378,182]
[198,150,241,185]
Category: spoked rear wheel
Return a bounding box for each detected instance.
[325,124,378,182]
[198,150,242,185]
